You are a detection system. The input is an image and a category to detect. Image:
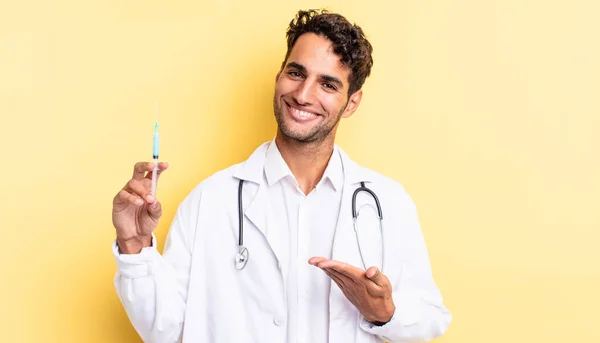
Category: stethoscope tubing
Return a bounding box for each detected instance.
[235,179,384,271]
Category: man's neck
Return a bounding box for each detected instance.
[275,132,335,195]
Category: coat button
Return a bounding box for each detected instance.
[273,318,284,326]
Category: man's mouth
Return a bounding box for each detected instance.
[286,102,320,122]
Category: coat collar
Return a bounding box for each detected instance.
[232,141,373,186]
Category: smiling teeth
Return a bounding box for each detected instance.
[292,107,317,119]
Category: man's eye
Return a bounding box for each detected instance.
[323,83,336,90]
[288,71,302,78]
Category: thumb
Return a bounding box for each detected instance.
[147,200,162,219]
[366,266,383,285]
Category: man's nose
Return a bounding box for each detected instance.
[293,79,316,106]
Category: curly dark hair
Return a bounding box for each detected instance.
[281,9,374,97]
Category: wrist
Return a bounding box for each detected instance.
[368,303,395,326]
[117,235,152,254]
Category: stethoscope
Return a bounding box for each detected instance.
[235,180,384,272]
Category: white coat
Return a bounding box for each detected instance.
[114,142,451,343]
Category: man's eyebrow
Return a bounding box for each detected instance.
[285,62,307,73]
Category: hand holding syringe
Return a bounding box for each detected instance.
[111,100,169,254]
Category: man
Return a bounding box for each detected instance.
[112,9,451,343]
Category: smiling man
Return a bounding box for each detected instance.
[112,9,451,343]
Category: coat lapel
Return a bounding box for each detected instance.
[243,182,285,265]
[232,141,285,266]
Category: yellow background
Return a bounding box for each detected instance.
[1,0,598,342]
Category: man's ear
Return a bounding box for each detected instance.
[341,89,363,118]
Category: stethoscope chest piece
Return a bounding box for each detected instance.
[235,246,249,270]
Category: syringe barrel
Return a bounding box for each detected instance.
[153,132,160,158]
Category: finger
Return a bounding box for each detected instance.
[147,200,162,219]
[324,269,348,289]
[115,189,144,207]
[324,271,359,303]
[324,268,356,287]
[317,266,346,286]
[132,162,153,180]
[124,179,156,204]
[308,256,328,266]
[144,162,169,180]
[318,260,363,281]
[365,266,392,295]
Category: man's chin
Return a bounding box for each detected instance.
[280,128,323,143]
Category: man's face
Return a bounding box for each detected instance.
[273,33,362,143]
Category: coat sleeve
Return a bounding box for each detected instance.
[113,190,202,343]
[359,197,452,342]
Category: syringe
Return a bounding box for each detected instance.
[151,101,160,197]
